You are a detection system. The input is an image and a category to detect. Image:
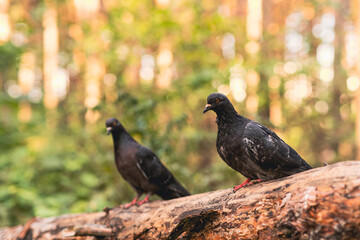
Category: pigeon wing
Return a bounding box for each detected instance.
[243,122,311,173]
[135,146,174,186]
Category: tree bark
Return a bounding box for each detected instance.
[1,161,360,240]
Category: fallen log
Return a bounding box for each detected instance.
[1,161,360,239]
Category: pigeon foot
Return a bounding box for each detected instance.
[137,195,150,206]
[124,197,138,209]
[248,179,263,185]
[233,178,251,192]
[233,179,263,192]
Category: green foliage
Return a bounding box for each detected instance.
[0,43,22,71]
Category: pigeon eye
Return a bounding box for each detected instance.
[215,98,220,103]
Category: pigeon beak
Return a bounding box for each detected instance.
[106,127,112,135]
[203,103,212,114]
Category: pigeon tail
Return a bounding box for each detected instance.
[156,181,190,200]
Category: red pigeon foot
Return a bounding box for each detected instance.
[247,179,263,186]
[137,195,150,206]
[233,178,251,192]
[233,179,263,192]
[124,197,138,209]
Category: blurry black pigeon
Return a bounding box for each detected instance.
[203,93,312,192]
[106,118,190,208]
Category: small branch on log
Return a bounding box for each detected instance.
[1,161,360,239]
[16,217,38,240]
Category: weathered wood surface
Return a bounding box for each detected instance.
[2,161,360,239]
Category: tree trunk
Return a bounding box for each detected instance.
[355,0,360,160]
[2,161,360,240]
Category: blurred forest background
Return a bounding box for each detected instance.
[1,0,360,227]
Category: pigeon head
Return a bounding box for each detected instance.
[105,118,122,135]
[203,93,236,115]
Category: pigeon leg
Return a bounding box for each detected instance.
[233,178,251,192]
[247,179,263,186]
[137,194,150,206]
[124,196,139,209]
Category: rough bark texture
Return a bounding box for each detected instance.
[1,161,360,240]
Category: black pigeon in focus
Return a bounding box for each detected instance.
[106,118,190,208]
[203,93,312,192]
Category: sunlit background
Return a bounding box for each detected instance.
[1,0,360,227]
